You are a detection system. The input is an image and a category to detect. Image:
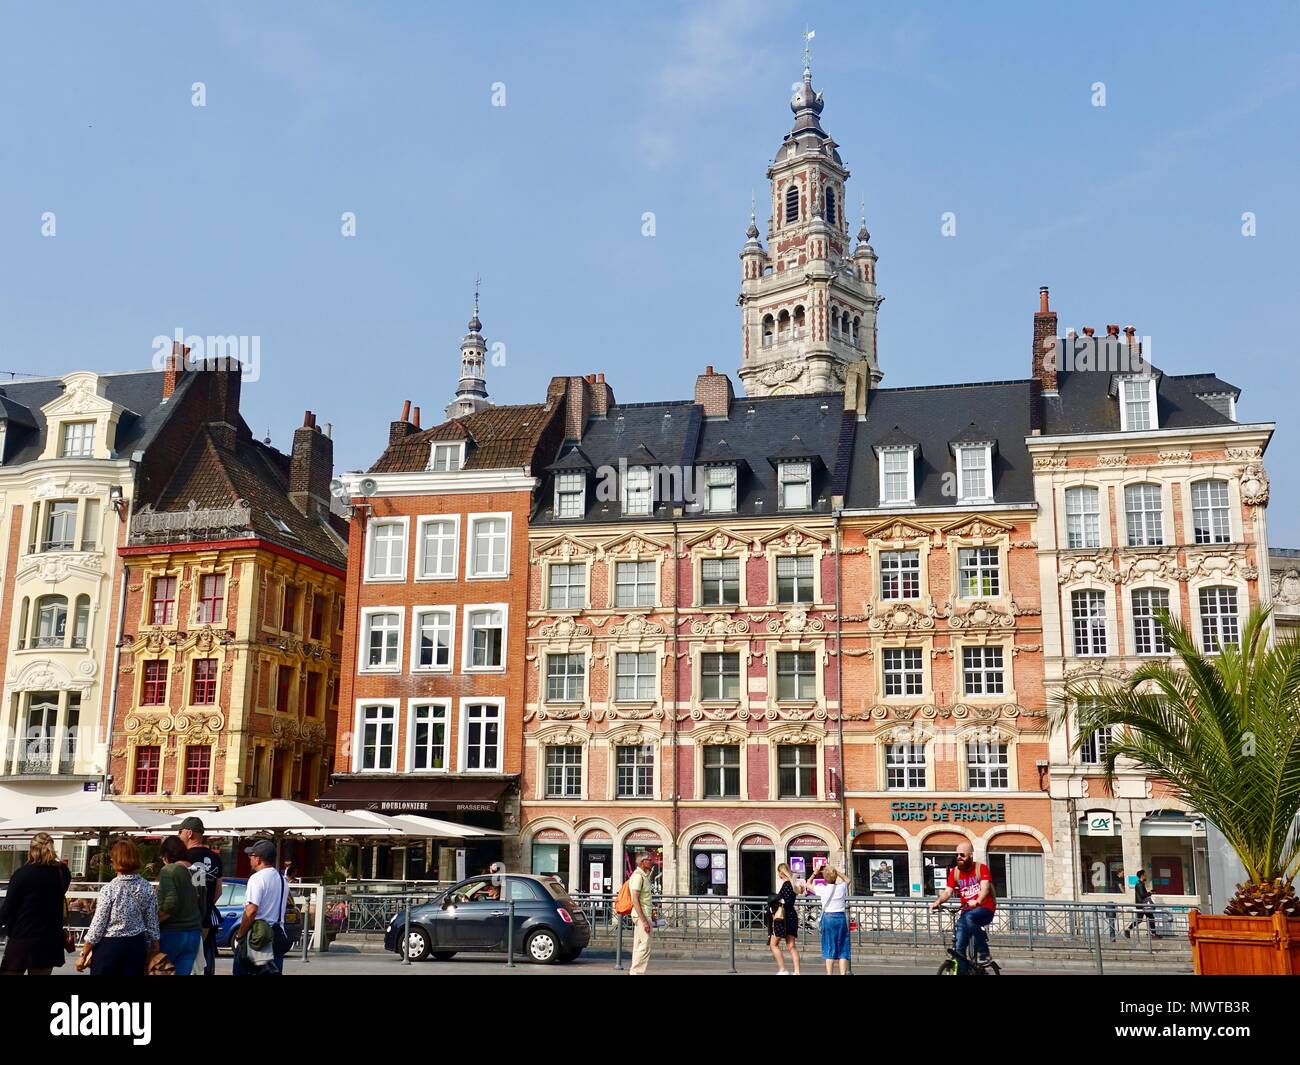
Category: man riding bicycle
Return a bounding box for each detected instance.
[930,842,996,973]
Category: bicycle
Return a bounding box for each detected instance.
[935,906,1001,976]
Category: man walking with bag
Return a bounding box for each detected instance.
[232,840,291,975]
[179,817,222,976]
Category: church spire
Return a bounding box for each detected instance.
[445,276,493,421]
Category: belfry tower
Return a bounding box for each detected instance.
[445,279,493,420]
[737,47,882,396]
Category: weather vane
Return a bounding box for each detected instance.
[803,27,815,73]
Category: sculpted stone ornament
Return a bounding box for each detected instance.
[539,616,592,640]
[1157,450,1192,464]
[766,608,826,635]
[948,601,1017,630]
[1240,462,1270,507]
[1097,454,1128,467]
[758,360,806,388]
[1272,566,1300,609]
[1057,555,1119,585]
[688,614,751,637]
[1117,552,1186,584]
[608,615,666,638]
[1033,456,1068,471]
[607,704,664,721]
[866,601,940,632]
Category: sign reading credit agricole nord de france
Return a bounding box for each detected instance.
[889,800,1007,823]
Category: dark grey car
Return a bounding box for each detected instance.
[384,874,591,964]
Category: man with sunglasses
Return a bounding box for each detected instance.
[930,842,996,973]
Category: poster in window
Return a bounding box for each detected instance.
[711,867,727,886]
[710,852,726,869]
[870,860,894,894]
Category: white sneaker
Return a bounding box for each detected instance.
[776,969,789,975]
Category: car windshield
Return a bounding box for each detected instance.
[219,883,246,907]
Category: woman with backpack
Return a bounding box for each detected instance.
[157,835,202,975]
[767,862,805,975]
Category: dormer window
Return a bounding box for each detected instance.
[60,421,95,458]
[555,472,585,519]
[430,443,462,472]
[705,465,736,513]
[624,467,653,516]
[1119,376,1157,432]
[878,448,915,506]
[955,445,993,504]
[778,461,811,510]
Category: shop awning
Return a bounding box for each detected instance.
[317,777,511,816]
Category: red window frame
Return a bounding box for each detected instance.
[310,595,325,640]
[142,660,168,705]
[183,745,211,795]
[134,745,161,793]
[281,585,297,633]
[191,658,218,704]
[197,573,225,624]
[150,576,177,625]
[276,665,292,713]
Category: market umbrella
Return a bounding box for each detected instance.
[395,814,506,838]
[0,800,173,881]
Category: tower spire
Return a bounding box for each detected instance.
[802,26,814,77]
[446,275,492,420]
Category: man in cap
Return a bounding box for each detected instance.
[233,840,291,975]
[178,816,222,976]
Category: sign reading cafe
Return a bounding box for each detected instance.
[890,800,1007,823]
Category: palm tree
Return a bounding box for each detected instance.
[1062,606,1300,917]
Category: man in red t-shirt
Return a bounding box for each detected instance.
[930,842,996,972]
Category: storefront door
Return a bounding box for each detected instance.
[740,849,775,898]
[581,846,612,895]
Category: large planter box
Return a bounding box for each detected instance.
[1188,910,1300,975]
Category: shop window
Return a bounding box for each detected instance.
[532,843,571,884]
[855,851,908,897]
[690,847,728,895]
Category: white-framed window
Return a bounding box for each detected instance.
[885,743,927,790]
[464,605,507,670]
[961,645,1005,695]
[700,651,740,701]
[879,448,915,505]
[467,515,510,578]
[412,607,454,671]
[460,700,503,771]
[777,743,817,798]
[1191,480,1232,544]
[1199,586,1239,653]
[702,744,741,798]
[1125,484,1164,546]
[776,650,816,701]
[779,461,812,510]
[956,445,992,503]
[1080,719,1112,767]
[880,551,920,600]
[615,652,656,701]
[354,702,398,772]
[615,561,656,608]
[60,421,95,458]
[1119,376,1157,432]
[545,745,583,798]
[1071,590,1108,656]
[366,519,408,581]
[966,742,1009,790]
[1131,588,1171,655]
[700,558,740,606]
[1065,487,1101,549]
[615,744,655,799]
[408,701,450,771]
[429,442,462,472]
[623,467,653,516]
[958,547,1000,598]
[360,609,401,671]
[545,653,585,702]
[882,647,924,696]
[554,472,586,519]
[547,563,587,610]
[705,465,736,513]
[776,555,815,604]
[416,517,458,579]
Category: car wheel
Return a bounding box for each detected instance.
[404,926,431,962]
[431,951,456,961]
[525,929,560,964]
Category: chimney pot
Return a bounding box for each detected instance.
[1083,327,1095,337]
[412,406,421,428]
[400,399,411,421]
[1038,286,1050,313]
[1107,324,1120,337]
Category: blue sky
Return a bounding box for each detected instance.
[1,1,1297,542]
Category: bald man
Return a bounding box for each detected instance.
[931,842,996,973]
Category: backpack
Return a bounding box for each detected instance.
[614,878,635,916]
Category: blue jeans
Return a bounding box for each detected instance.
[159,929,201,976]
[954,907,994,973]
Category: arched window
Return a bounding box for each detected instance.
[777,310,791,342]
[34,595,68,648]
[841,311,851,338]
[851,316,861,347]
[73,595,91,649]
[17,597,30,648]
[761,315,774,347]
[793,306,806,338]
[830,308,840,336]
[785,185,799,224]
[825,187,837,225]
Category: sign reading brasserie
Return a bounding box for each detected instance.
[889,800,1006,823]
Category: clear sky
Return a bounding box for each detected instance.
[1,1,1297,542]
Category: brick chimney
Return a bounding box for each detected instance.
[1031,286,1059,396]
[290,410,334,517]
[207,356,243,449]
[389,399,417,446]
[694,365,734,418]
[591,373,615,417]
[564,377,593,441]
[162,341,187,399]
